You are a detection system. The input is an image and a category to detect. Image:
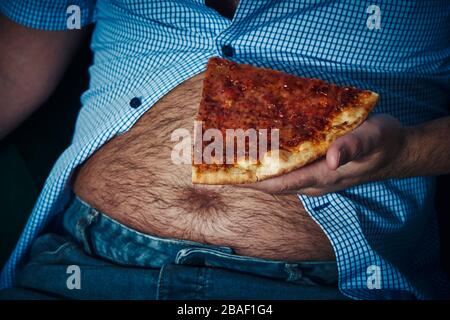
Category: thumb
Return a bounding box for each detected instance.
[326,118,382,170]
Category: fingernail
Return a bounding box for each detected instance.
[338,149,348,167]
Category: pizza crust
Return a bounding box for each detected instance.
[192,91,378,184]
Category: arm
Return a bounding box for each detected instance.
[0,13,89,140]
[244,114,450,196]
[400,116,450,176]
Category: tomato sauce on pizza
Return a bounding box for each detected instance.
[193,57,378,184]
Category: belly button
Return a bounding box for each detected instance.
[179,186,225,214]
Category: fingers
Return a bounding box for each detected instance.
[326,132,365,170]
[326,115,386,170]
[241,159,325,194]
[241,170,307,194]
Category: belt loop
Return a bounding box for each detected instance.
[75,208,100,255]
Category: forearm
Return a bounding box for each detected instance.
[398,116,450,177]
[0,13,88,139]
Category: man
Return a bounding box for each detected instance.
[0,0,449,299]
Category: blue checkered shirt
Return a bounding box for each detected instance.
[1,0,450,299]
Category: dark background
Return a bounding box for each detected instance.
[0,34,449,277]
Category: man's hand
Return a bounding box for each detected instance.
[243,114,450,196]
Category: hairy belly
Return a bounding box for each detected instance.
[73,73,334,261]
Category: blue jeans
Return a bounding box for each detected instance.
[0,196,346,300]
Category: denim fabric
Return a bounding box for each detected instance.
[0,196,346,300]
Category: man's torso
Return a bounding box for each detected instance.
[73,72,335,261]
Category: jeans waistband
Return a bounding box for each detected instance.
[62,195,339,286]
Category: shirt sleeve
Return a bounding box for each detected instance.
[0,0,96,30]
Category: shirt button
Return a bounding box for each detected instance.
[129,97,142,109]
[221,45,234,57]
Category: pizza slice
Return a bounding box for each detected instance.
[192,57,378,184]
